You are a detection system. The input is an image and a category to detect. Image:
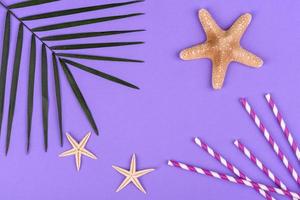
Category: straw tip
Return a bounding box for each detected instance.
[239,98,248,106]
[265,93,271,99]
[167,160,173,166]
[194,137,201,144]
[239,97,246,102]
[233,140,239,145]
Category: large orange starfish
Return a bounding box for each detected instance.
[180,9,263,89]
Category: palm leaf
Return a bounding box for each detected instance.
[41,44,49,152]
[52,53,63,146]
[51,42,144,50]
[26,34,36,153]
[32,13,144,32]
[59,59,99,135]
[62,59,139,89]
[6,24,23,155]
[57,53,143,63]
[41,29,145,41]
[21,0,144,21]
[0,12,10,134]
[0,0,143,153]
[8,0,58,9]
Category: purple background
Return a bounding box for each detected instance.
[0,0,299,199]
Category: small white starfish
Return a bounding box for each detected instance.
[112,154,154,193]
[59,132,97,171]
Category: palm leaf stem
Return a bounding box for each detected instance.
[0,1,53,51]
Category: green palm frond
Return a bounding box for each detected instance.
[59,59,99,135]
[32,13,144,32]
[62,59,139,89]
[26,35,36,153]
[21,0,143,20]
[8,0,58,9]
[41,30,145,41]
[56,53,144,63]
[6,24,23,155]
[0,0,144,154]
[0,12,10,135]
[51,42,144,50]
[52,54,63,147]
[41,44,49,152]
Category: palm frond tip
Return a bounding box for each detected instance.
[21,0,144,20]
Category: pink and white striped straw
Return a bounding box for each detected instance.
[240,98,300,185]
[194,137,275,200]
[265,93,300,161]
[234,140,289,191]
[168,160,300,199]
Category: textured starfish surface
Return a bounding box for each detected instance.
[112,154,155,193]
[59,132,97,171]
[180,9,263,89]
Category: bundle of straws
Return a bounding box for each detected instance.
[168,93,300,199]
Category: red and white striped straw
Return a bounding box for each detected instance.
[194,137,275,200]
[234,140,288,190]
[265,93,300,161]
[168,160,300,199]
[240,98,300,185]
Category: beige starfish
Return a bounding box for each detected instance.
[112,154,154,193]
[59,132,97,171]
[180,9,263,89]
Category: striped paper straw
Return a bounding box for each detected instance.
[234,140,288,190]
[194,137,275,200]
[265,93,300,161]
[168,160,300,199]
[240,98,300,185]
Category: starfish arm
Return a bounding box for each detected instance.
[79,132,91,148]
[134,168,155,178]
[112,165,130,176]
[228,13,252,41]
[132,177,146,193]
[130,154,136,174]
[180,43,210,60]
[198,9,223,38]
[233,47,263,67]
[211,57,230,89]
[59,148,77,157]
[80,148,97,159]
[75,152,82,171]
[66,133,79,149]
[116,176,132,192]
